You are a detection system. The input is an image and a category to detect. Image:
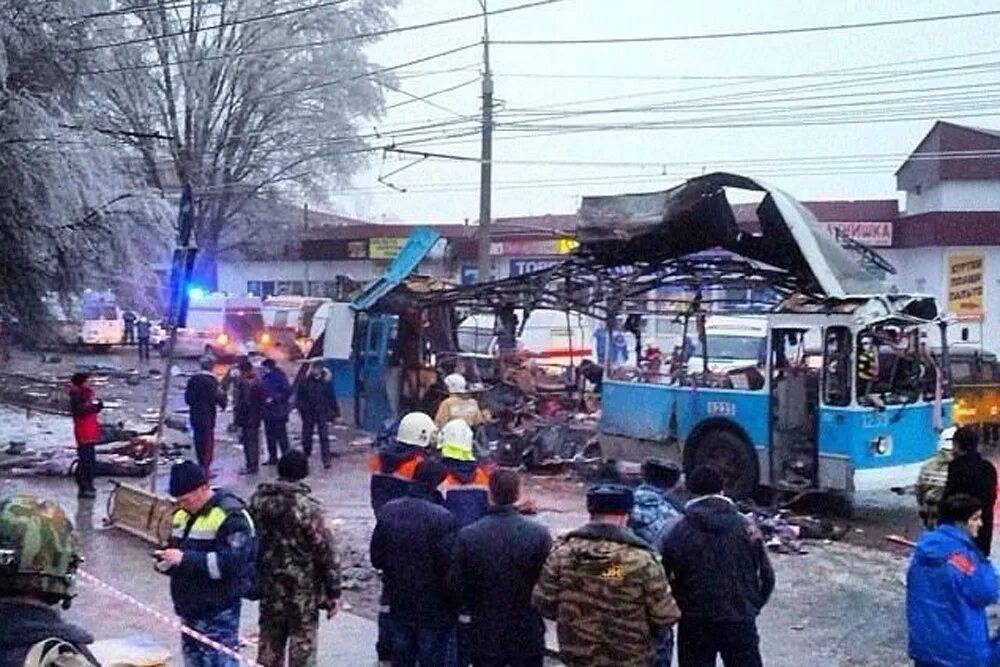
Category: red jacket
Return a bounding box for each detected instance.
[68,384,101,445]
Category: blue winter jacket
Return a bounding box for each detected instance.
[628,483,682,546]
[907,523,1000,667]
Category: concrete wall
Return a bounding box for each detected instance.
[882,246,1000,351]
[905,180,1000,214]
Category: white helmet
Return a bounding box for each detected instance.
[444,373,468,395]
[938,426,956,454]
[397,412,437,448]
[440,419,475,462]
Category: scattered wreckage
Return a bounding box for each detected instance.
[349,173,952,504]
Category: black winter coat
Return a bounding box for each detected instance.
[185,371,226,425]
[296,370,339,422]
[0,599,97,667]
[944,452,998,555]
[370,487,458,629]
[234,377,264,428]
[447,505,552,660]
[261,368,292,422]
[660,496,775,622]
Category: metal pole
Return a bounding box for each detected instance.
[476,0,494,283]
[303,202,310,296]
[151,328,178,493]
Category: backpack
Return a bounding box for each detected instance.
[22,639,98,667]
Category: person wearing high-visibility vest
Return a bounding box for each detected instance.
[438,419,490,529]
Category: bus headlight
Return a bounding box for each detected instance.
[870,435,893,456]
[260,332,272,345]
[216,333,229,346]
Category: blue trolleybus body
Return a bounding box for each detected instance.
[598,297,951,497]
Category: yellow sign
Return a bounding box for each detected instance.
[947,252,985,320]
[556,238,579,254]
[368,237,406,260]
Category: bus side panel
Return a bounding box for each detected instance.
[818,401,953,471]
[321,358,356,427]
[600,380,770,448]
[600,381,673,441]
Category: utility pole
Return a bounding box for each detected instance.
[476,0,494,283]
[303,202,310,295]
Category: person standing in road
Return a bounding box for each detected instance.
[261,359,292,465]
[434,374,486,429]
[448,469,552,667]
[944,426,998,556]
[916,427,955,529]
[295,360,340,470]
[136,316,152,361]
[234,359,264,475]
[629,459,684,667]
[0,495,97,667]
[67,373,102,500]
[438,419,490,529]
[185,357,227,476]
[156,462,257,667]
[122,310,136,346]
[369,411,438,666]
[907,493,1000,667]
[250,450,341,667]
[533,484,680,667]
[660,466,775,667]
[370,459,458,667]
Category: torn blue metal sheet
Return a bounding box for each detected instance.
[350,227,441,312]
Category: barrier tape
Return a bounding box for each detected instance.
[77,568,261,667]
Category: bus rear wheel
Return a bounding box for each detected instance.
[689,429,758,499]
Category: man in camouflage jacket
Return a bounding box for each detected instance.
[533,484,681,667]
[249,450,341,667]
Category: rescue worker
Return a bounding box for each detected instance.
[122,310,136,346]
[67,373,102,500]
[916,427,955,529]
[0,496,96,667]
[249,450,341,667]
[660,466,774,667]
[944,426,998,556]
[856,333,879,406]
[368,411,438,665]
[533,484,680,667]
[369,412,438,514]
[370,459,458,667]
[260,359,292,465]
[295,360,339,469]
[136,316,152,361]
[185,356,227,476]
[434,374,486,429]
[448,469,552,667]
[438,419,490,528]
[155,461,257,666]
[907,493,1000,666]
[234,359,265,475]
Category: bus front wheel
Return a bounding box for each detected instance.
[688,429,758,500]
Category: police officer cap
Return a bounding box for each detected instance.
[586,484,634,515]
[169,461,208,497]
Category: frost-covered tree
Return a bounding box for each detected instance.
[0,0,172,332]
[91,0,398,287]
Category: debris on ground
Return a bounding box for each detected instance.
[739,503,849,556]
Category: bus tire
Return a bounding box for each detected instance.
[687,429,758,499]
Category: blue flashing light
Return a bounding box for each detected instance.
[187,286,206,300]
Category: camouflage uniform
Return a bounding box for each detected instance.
[917,453,951,529]
[0,496,97,667]
[249,481,340,667]
[532,522,681,667]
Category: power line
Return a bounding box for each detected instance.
[493,9,1000,45]
[76,0,563,76]
[70,0,353,54]
[384,77,481,113]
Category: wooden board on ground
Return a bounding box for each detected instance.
[105,482,175,545]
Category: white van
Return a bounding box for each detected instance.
[173,293,264,360]
[648,314,768,372]
[262,296,331,358]
[457,309,594,366]
[79,291,122,348]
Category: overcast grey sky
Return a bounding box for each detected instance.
[330,0,1000,222]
